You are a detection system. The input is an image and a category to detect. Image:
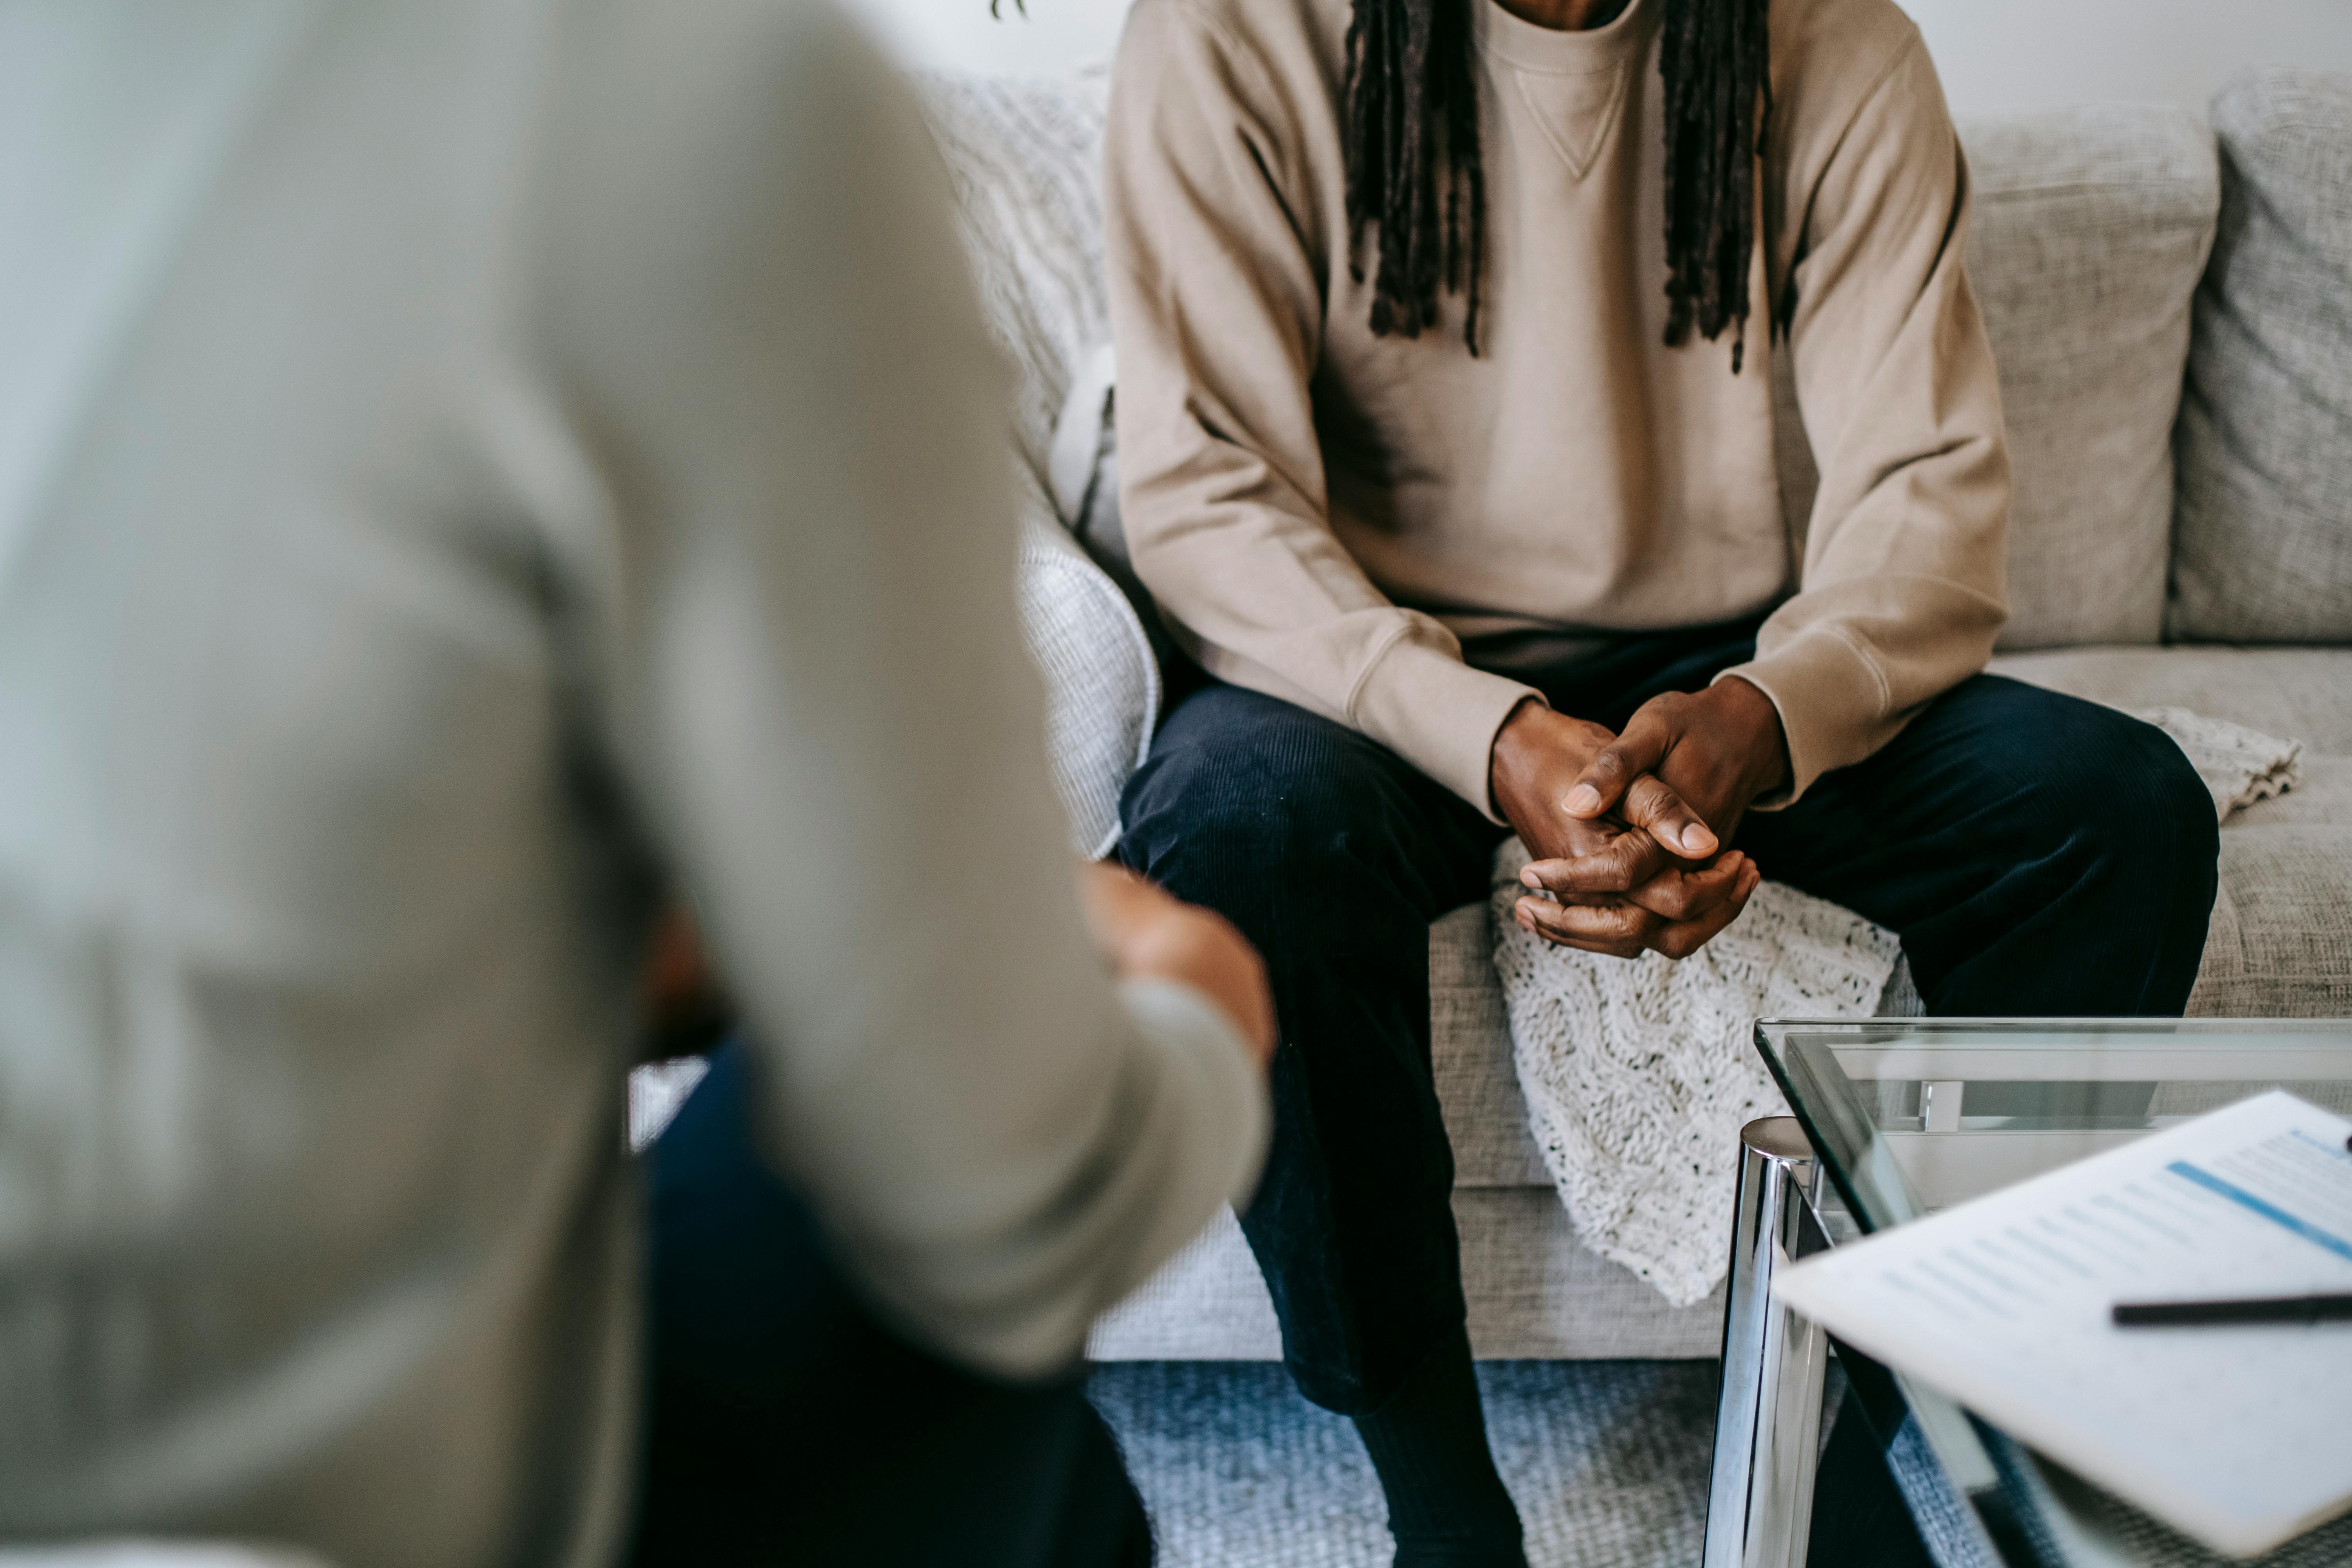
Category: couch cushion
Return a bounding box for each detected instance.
[2170,69,2352,644]
[1775,106,2217,651]
[1987,645,2352,753]
[1433,904,1553,1187]
[1969,108,2220,648]
[2189,825,2352,1017]
[920,76,1157,856]
[1992,645,2352,1016]
[916,73,1108,486]
[1014,508,1159,857]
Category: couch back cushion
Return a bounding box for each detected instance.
[920,75,1156,858]
[2169,69,2352,644]
[1776,105,2216,650]
[917,73,1109,486]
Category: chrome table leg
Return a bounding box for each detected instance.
[1703,1117,1833,1568]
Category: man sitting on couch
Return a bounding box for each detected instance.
[1103,0,2222,1559]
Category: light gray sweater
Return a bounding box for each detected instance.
[0,3,1265,1564]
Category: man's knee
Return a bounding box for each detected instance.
[2005,692,2219,910]
[1120,689,1390,908]
[2118,722,2221,875]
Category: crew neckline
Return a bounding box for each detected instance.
[1475,0,1657,74]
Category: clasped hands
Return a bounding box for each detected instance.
[1488,678,1790,960]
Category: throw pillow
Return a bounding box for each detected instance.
[916,72,1109,491]
[920,74,1160,857]
[2169,67,2352,644]
[1015,465,1159,860]
[1772,105,2219,650]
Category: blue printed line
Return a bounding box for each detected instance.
[2289,1128,2352,1163]
[2168,1161,2352,1264]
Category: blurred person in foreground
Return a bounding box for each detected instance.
[0,3,1273,1565]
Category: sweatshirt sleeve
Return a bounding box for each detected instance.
[532,0,1266,1379]
[1719,35,2010,804]
[1103,0,1540,817]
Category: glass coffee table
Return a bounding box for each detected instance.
[1702,1018,2352,1568]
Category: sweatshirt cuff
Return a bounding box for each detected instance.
[1348,635,1544,822]
[1114,978,1271,1210]
[1715,630,1889,807]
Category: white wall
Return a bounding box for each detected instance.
[1900,0,2352,117]
[846,0,2352,116]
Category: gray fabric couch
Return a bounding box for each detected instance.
[919,68,2352,1363]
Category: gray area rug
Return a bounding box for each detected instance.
[1089,1360,1718,1568]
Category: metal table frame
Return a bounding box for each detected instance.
[1704,1023,2352,1568]
[1700,1119,2046,1568]
[1702,1117,1837,1568]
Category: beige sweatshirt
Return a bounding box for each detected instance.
[1104,0,2010,813]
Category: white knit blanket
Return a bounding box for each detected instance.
[1490,707,2303,1307]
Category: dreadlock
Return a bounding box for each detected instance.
[1342,0,1484,349]
[1343,0,1773,368]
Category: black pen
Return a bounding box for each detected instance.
[2112,1293,2352,1327]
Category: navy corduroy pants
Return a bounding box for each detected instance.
[1118,622,2220,1415]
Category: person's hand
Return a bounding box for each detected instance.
[1075,861,1277,1068]
[1487,694,1763,959]
[639,900,733,1059]
[1506,679,1788,957]
[1563,677,1789,860]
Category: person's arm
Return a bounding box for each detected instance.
[531,0,1266,1379]
[1518,31,2009,949]
[1715,33,2008,804]
[1102,0,1539,816]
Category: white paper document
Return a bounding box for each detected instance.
[1773,1090,2352,1558]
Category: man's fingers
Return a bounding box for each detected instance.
[1562,720,1670,822]
[1515,857,1764,962]
[1523,847,1746,919]
[1620,852,1746,921]
[1519,831,1671,898]
[1077,862,1278,1065]
[1512,893,1657,959]
[1619,773,1718,859]
[1073,860,1175,962]
[1648,858,1762,960]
